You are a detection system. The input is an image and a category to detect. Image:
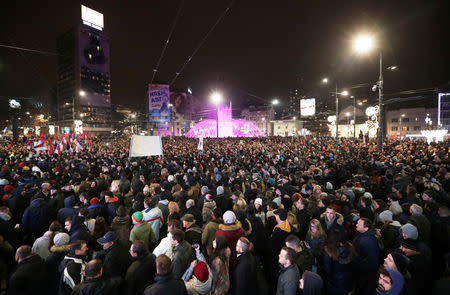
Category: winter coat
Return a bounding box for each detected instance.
[403,252,432,295]
[32,230,55,259]
[130,222,154,250]
[409,214,431,243]
[202,219,221,257]
[72,276,123,295]
[45,244,71,294]
[87,204,104,219]
[214,195,232,213]
[185,224,202,246]
[152,234,174,259]
[270,221,292,257]
[172,240,194,279]
[106,197,120,224]
[111,215,131,245]
[215,222,245,268]
[69,216,92,243]
[380,221,401,255]
[210,250,230,295]
[8,254,49,295]
[59,253,87,295]
[323,246,353,295]
[352,228,379,272]
[306,234,326,261]
[57,196,78,224]
[22,198,55,239]
[277,264,300,295]
[202,200,216,224]
[102,242,131,279]
[142,206,163,240]
[182,253,213,295]
[294,249,314,274]
[296,209,311,240]
[186,206,203,227]
[319,212,345,235]
[144,274,187,295]
[234,252,258,295]
[125,253,157,295]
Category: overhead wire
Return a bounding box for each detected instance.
[169,0,236,86]
[150,0,185,86]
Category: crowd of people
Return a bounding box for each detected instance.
[0,135,449,295]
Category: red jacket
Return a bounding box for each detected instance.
[215,222,245,268]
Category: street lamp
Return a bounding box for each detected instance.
[352,33,383,151]
[210,91,223,137]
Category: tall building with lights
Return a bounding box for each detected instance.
[56,5,112,133]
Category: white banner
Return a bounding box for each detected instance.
[197,137,204,151]
[129,135,163,157]
[301,98,316,117]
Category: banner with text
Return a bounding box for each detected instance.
[148,84,170,123]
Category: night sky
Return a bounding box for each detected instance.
[1,0,449,113]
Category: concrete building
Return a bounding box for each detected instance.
[55,5,112,134]
[385,107,438,138]
[272,119,303,137]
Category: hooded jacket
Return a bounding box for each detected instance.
[270,220,291,257]
[22,198,55,239]
[69,216,91,243]
[376,268,404,295]
[57,196,78,224]
[302,270,323,295]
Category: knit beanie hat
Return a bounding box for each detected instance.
[379,210,393,222]
[401,224,418,240]
[201,186,209,195]
[223,210,236,224]
[132,211,144,223]
[53,232,70,246]
[3,185,14,193]
[391,252,410,275]
[216,186,224,196]
[193,261,209,282]
[254,198,263,206]
[401,238,419,251]
[90,197,99,205]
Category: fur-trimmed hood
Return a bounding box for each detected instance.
[218,220,242,231]
[49,244,71,253]
[320,211,344,225]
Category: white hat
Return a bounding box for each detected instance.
[223,210,236,224]
[53,232,70,246]
[0,179,9,186]
[254,198,263,206]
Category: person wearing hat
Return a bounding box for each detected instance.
[202,207,223,257]
[214,186,232,214]
[383,252,410,278]
[130,211,155,250]
[215,210,244,269]
[182,245,213,295]
[376,267,404,295]
[96,231,131,279]
[87,197,104,219]
[378,210,401,255]
[202,193,217,225]
[400,223,432,263]
[254,197,266,225]
[399,238,432,295]
[185,199,203,227]
[46,232,71,293]
[182,213,202,246]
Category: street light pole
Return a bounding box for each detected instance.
[353,96,356,139]
[335,83,339,144]
[377,52,383,151]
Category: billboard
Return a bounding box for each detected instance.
[301,98,316,117]
[79,25,111,108]
[81,5,104,31]
[149,84,170,123]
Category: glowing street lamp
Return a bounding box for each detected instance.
[322,78,329,84]
[210,91,223,137]
[79,90,86,97]
[271,99,279,105]
[353,34,374,54]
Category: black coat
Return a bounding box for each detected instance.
[8,254,49,295]
[69,216,92,244]
[22,198,55,239]
[125,253,157,295]
[102,242,131,279]
[143,274,187,295]
[72,276,123,295]
[234,252,258,295]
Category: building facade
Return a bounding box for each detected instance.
[56,6,112,134]
[385,107,438,138]
[241,105,274,135]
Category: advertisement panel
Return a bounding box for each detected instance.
[149,84,170,123]
[81,5,104,30]
[79,25,111,108]
[301,98,316,117]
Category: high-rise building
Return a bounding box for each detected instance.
[281,89,303,119]
[56,5,111,133]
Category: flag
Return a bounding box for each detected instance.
[48,137,53,155]
[75,135,83,153]
[88,135,91,152]
[33,134,45,149]
[197,137,204,151]
[27,140,31,150]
